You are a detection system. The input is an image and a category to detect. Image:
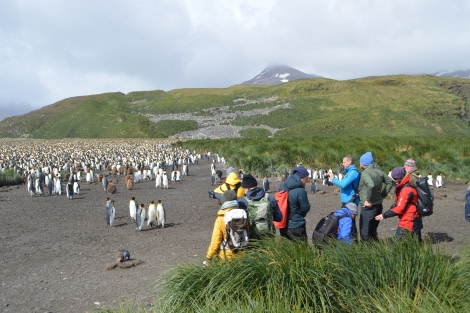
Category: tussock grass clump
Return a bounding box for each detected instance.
[0,168,23,186]
[153,237,470,313]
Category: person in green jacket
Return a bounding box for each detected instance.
[357,152,393,241]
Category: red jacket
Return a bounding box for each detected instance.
[383,174,420,231]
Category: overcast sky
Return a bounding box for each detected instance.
[1,0,469,121]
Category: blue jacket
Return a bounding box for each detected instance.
[279,174,310,229]
[331,164,360,204]
[334,207,353,244]
[239,186,283,222]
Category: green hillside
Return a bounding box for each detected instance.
[0,75,469,138]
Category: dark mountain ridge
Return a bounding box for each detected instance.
[242,65,322,85]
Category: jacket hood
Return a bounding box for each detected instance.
[217,207,233,216]
[244,186,266,201]
[282,173,304,190]
[225,172,241,185]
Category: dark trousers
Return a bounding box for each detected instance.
[280,225,307,241]
[359,203,383,241]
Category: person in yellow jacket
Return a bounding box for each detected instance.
[205,190,247,264]
[212,171,245,204]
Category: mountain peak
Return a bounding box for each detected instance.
[242,65,322,85]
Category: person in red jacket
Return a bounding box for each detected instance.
[375,167,423,241]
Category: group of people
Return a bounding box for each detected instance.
[331,153,423,243]
[205,152,426,264]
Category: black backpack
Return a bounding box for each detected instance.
[312,208,348,245]
[412,177,434,216]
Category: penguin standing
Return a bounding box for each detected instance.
[162,171,169,189]
[129,197,138,221]
[135,203,145,231]
[73,181,80,195]
[263,176,270,192]
[47,175,54,195]
[102,176,108,191]
[156,199,166,228]
[27,174,35,196]
[182,163,188,176]
[147,201,157,227]
[155,173,162,189]
[66,182,73,199]
[54,176,62,195]
[35,177,44,195]
[175,170,181,182]
[106,198,116,226]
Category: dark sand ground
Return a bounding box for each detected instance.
[1,161,469,313]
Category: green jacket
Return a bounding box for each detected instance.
[358,163,393,206]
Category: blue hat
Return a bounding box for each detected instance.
[292,166,309,178]
[360,152,374,166]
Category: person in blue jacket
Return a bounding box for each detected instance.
[329,155,360,239]
[334,202,358,244]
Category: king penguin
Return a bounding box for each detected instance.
[47,175,54,195]
[35,177,44,195]
[135,203,145,231]
[106,198,115,226]
[263,176,270,192]
[162,171,169,189]
[129,196,138,221]
[147,200,157,227]
[27,174,35,196]
[54,176,62,195]
[66,182,73,200]
[155,173,162,189]
[117,249,131,262]
[102,176,108,191]
[156,199,166,228]
[73,180,80,195]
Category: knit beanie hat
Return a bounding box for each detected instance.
[221,189,237,204]
[391,167,406,180]
[359,152,374,166]
[345,202,358,215]
[292,166,309,178]
[241,174,258,188]
[404,159,416,172]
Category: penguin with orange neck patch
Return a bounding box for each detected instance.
[136,203,145,231]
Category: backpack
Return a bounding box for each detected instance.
[412,177,434,216]
[312,208,349,245]
[273,190,289,229]
[246,194,273,238]
[223,208,249,251]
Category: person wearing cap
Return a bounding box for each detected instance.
[238,174,283,238]
[358,152,393,241]
[375,167,423,241]
[278,166,311,241]
[329,154,360,240]
[404,159,419,184]
[205,190,247,264]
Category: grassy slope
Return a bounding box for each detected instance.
[0,75,468,138]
